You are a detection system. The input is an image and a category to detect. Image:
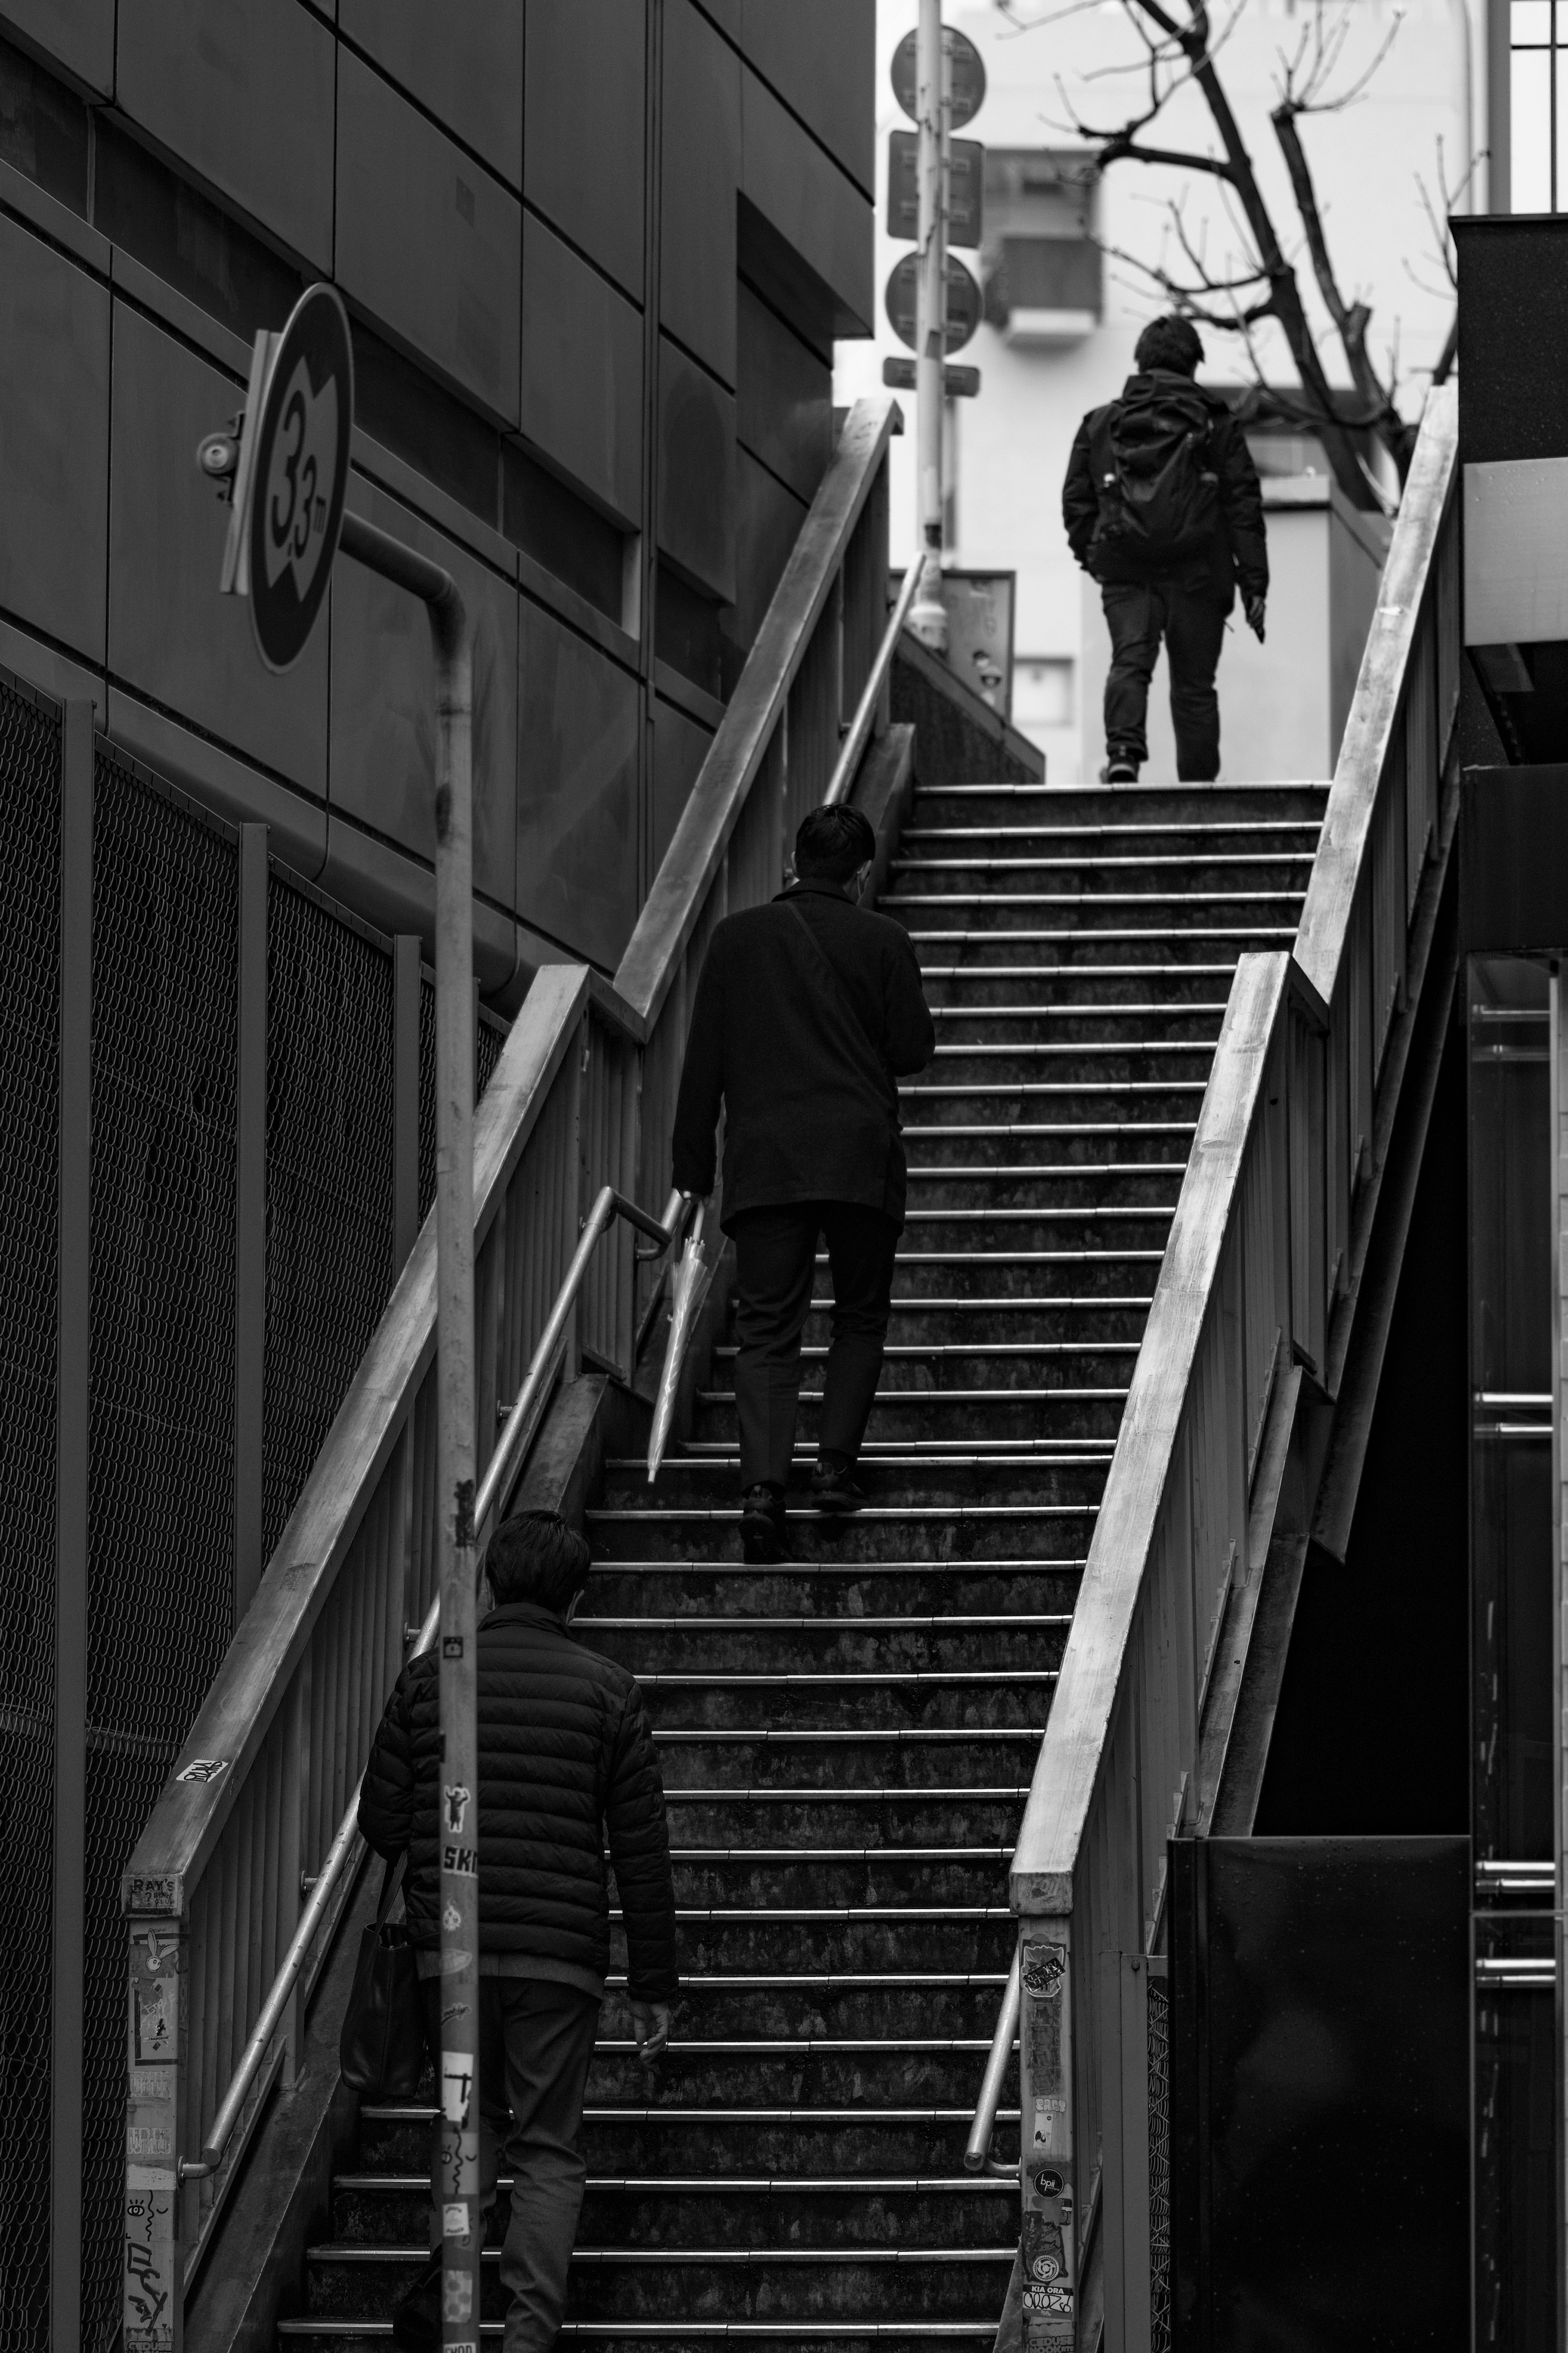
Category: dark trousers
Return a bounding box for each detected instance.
[1102,581,1230,781]
[731,1201,900,1488]
[420,1976,600,2352]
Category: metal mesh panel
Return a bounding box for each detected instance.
[84,751,240,2349]
[1148,1972,1172,2353]
[261,881,396,1563]
[0,682,60,2353]
[478,1007,507,1099]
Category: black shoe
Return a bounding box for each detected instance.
[1100,756,1139,783]
[391,2249,442,2353]
[812,1454,867,1514]
[739,1482,790,1562]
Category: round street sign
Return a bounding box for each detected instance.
[891,28,987,129]
[884,252,983,355]
[247,282,354,674]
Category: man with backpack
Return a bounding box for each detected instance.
[1063,313,1267,783]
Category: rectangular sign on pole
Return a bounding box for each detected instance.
[887,129,983,246]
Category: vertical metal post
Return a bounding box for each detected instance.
[124,1916,186,2351]
[393,934,422,1269]
[909,0,949,653]
[1552,968,1568,2350]
[234,823,268,1622]
[1018,1918,1078,2351]
[52,698,92,2353]
[432,602,481,2341]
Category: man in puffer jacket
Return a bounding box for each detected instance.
[1063,312,1267,784]
[358,1508,677,2352]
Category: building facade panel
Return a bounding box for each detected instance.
[520,211,644,526]
[728,442,806,655]
[114,0,335,268]
[335,48,522,424]
[657,334,737,600]
[659,0,739,385]
[0,210,109,661]
[330,477,518,916]
[523,0,646,302]
[107,300,328,795]
[652,688,713,871]
[740,0,875,199]
[2,0,114,91]
[516,595,640,970]
[742,62,874,339]
[737,278,831,505]
[338,0,523,186]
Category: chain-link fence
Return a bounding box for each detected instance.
[0,681,61,2353]
[84,749,241,2347]
[261,882,397,1563]
[1149,1969,1172,2351]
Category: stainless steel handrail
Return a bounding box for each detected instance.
[964,1947,1021,2178]
[822,559,924,809]
[179,1180,685,2181]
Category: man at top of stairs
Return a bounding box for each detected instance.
[670,801,935,1563]
[1063,311,1269,786]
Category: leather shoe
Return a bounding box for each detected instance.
[812,1455,866,1514]
[739,1482,790,1562]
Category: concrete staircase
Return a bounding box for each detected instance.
[278,775,1324,2348]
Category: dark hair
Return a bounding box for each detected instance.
[1134,314,1204,377]
[485,1509,592,1613]
[795,803,875,885]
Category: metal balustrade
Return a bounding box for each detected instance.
[120,395,902,2338]
[969,383,1460,2346]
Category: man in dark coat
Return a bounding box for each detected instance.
[670,801,935,1561]
[1062,313,1268,783]
[358,1508,676,2352]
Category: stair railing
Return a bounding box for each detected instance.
[977,384,1459,2344]
[121,395,902,2337]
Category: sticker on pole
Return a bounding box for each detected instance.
[232,283,354,674]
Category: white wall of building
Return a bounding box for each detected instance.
[836,0,1477,780]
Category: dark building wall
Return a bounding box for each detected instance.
[0,0,874,991]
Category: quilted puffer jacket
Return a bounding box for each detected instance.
[357,1599,677,2003]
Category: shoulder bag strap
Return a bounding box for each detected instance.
[783,898,893,1102]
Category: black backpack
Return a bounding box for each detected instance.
[1089,379,1220,576]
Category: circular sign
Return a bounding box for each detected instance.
[891,28,987,129]
[884,252,982,355]
[247,282,354,674]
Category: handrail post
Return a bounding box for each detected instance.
[1016,1916,1080,2348]
[124,1913,188,2348]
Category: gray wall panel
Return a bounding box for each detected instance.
[658,337,735,601]
[517,599,639,970]
[108,302,327,792]
[740,0,875,198]
[2,0,114,91]
[329,477,518,913]
[652,691,712,872]
[660,0,738,385]
[524,0,646,301]
[0,215,109,661]
[336,50,521,423]
[339,0,523,185]
[521,214,643,525]
[737,281,831,505]
[741,65,873,335]
[729,444,804,654]
[115,0,334,268]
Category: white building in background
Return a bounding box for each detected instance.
[836,0,1485,781]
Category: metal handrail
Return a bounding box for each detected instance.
[964,1947,1021,2178]
[822,558,923,808]
[179,1180,685,2181]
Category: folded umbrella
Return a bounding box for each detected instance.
[647,1193,721,1483]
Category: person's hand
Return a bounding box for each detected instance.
[631,1999,670,2058]
[1245,594,1266,643]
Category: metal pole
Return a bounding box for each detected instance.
[908,0,949,655]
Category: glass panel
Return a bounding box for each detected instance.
[1513,0,1552,44]
[1513,47,1554,211]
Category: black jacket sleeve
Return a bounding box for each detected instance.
[357,1661,421,1860]
[1062,413,1100,571]
[883,926,936,1077]
[1215,415,1267,601]
[604,1678,679,2003]
[670,931,725,1198]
